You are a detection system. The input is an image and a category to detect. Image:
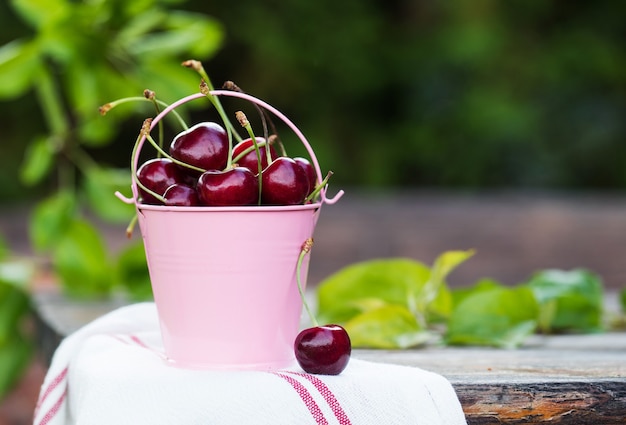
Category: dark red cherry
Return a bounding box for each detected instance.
[137,158,187,204]
[261,157,309,205]
[232,137,279,174]
[294,157,316,195]
[163,184,199,206]
[294,325,351,375]
[170,122,229,171]
[197,167,259,206]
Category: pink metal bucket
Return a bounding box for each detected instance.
[118,89,343,370]
[137,203,320,369]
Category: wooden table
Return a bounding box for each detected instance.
[32,288,626,424]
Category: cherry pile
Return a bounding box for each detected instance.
[136,120,318,207]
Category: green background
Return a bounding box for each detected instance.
[1,0,624,202]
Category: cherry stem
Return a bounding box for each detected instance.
[99,96,188,130]
[222,81,274,147]
[305,171,333,204]
[269,134,287,157]
[143,90,164,155]
[130,120,166,204]
[231,139,269,164]
[236,111,262,205]
[296,238,318,327]
[125,214,138,239]
[184,60,241,168]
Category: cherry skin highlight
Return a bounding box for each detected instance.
[294,157,316,196]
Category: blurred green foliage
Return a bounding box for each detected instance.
[0,0,223,202]
[1,0,625,202]
[199,0,625,189]
[0,234,34,400]
[0,0,224,299]
[0,0,623,283]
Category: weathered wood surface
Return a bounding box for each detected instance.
[32,288,626,424]
[356,343,626,424]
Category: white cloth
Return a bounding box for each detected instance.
[33,303,467,425]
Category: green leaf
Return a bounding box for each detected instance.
[77,116,116,146]
[316,251,473,329]
[29,191,75,252]
[528,269,604,333]
[127,11,223,59]
[414,249,475,321]
[0,283,30,345]
[451,278,502,308]
[316,258,431,324]
[0,39,41,99]
[52,219,113,298]
[620,288,626,314]
[0,335,32,400]
[446,286,539,348]
[115,241,152,301]
[345,304,429,349]
[429,250,476,285]
[83,168,134,223]
[64,60,101,122]
[19,135,56,186]
[116,8,167,42]
[10,0,70,29]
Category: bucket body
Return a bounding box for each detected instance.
[136,202,321,370]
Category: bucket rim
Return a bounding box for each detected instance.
[136,200,322,213]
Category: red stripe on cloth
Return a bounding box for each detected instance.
[34,367,68,417]
[286,372,352,425]
[273,372,329,425]
[128,334,167,359]
[129,335,149,348]
[108,334,167,360]
[37,389,67,425]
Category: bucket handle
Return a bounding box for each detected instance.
[120,90,344,206]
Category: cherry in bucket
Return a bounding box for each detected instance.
[170,121,229,172]
[163,184,199,206]
[232,137,279,173]
[137,158,188,204]
[294,238,351,375]
[261,157,310,205]
[197,167,259,206]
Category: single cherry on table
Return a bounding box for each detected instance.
[295,324,351,375]
[293,238,352,375]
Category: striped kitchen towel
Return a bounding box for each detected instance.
[33,303,467,425]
